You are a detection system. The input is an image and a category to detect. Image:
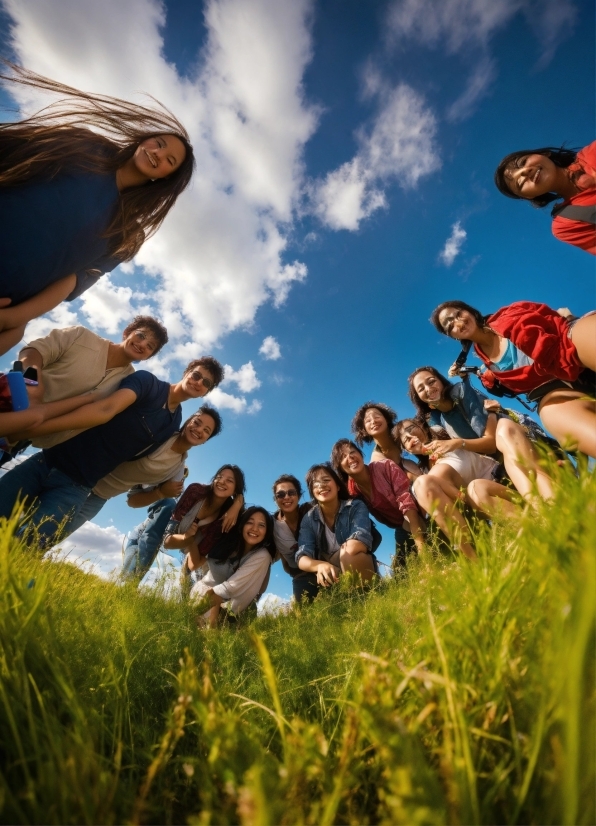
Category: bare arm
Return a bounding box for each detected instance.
[5,391,99,439]
[298,555,339,586]
[427,414,498,458]
[127,478,185,508]
[20,387,137,438]
[0,275,77,333]
[221,494,244,532]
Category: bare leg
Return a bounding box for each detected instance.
[339,545,376,582]
[467,479,520,519]
[413,471,477,560]
[569,314,596,372]
[539,390,596,458]
[495,418,555,503]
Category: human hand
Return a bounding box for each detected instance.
[183,519,200,544]
[556,307,573,319]
[221,508,239,532]
[316,562,339,588]
[483,399,501,413]
[0,298,12,309]
[447,362,460,378]
[425,439,459,458]
[159,478,184,498]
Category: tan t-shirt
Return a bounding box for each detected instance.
[92,435,187,500]
[27,325,134,448]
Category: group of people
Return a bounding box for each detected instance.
[0,63,594,626]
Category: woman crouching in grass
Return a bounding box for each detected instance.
[396,418,521,561]
[272,474,316,602]
[331,438,426,566]
[163,464,245,590]
[191,506,275,628]
[296,462,378,591]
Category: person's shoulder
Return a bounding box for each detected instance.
[120,370,165,391]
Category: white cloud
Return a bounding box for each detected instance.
[50,520,125,577]
[386,0,576,119]
[439,221,467,266]
[208,386,262,415]
[223,361,261,393]
[258,592,292,616]
[312,83,439,231]
[2,0,317,354]
[259,335,282,360]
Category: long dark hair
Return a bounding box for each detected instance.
[407,366,454,418]
[238,506,275,559]
[205,464,246,517]
[0,62,195,260]
[394,417,449,472]
[305,462,350,502]
[494,145,578,208]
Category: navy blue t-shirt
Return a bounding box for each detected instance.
[44,371,182,488]
[0,169,121,305]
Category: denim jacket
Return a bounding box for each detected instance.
[296,499,373,564]
[428,377,492,439]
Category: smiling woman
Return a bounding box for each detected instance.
[0,61,195,354]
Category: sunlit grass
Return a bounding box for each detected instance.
[0,464,594,824]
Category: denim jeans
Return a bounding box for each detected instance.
[122,498,176,581]
[62,492,108,538]
[0,452,91,545]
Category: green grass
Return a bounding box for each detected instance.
[0,463,594,824]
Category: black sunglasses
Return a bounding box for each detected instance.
[275,489,298,499]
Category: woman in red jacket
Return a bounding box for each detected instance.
[494,142,596,255]
[430,300,596,458]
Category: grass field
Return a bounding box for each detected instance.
[0,462,594,825]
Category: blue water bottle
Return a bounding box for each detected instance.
[6,361,29,411]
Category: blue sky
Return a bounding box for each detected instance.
[0,0,594,596]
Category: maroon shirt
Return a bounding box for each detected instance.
[347,459,417,529]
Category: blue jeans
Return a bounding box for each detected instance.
[0,452,91,545]
[62,492,108,538]
[122,498,176,580]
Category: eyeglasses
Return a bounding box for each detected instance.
[275,489,298,499]
[312,478,333,489]
[441,309,463,335]
[189,370,214,392]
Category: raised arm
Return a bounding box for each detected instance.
[127,478,185,508]
[20,387,137,438]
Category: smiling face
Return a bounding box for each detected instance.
[437,307,479,340]
[121,327,160,361]
[133,134,187,181]
[243,512,268,550]
[363,407,388,440]
[212,469,237,500]
[311,469,340,505]
[274,483,299,515]
[181,366,215,398]
[398,420,428,455]
[413,371,445,406]
[339,445,365,478]
[502,152,560,200]
[183,413,216,446]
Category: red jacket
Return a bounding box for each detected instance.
[552,141,596,254]
[474,301,583,395]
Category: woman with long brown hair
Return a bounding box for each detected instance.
[0,62,195,354]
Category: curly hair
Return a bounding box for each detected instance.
[121,315,168,355]
[407,366,454,418]
[305,462,350,501]
[351,401,398,446]
[494,145,578,208]
[184,357,225,388]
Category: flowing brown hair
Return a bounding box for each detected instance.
[0,61,195,260]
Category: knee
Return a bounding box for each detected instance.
[495,417,520,450]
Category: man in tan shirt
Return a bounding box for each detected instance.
[18,315,168,448]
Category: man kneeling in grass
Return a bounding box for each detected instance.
[0,357,224,546]
[296,462,379,593]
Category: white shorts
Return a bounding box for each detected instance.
[436,449,498,486]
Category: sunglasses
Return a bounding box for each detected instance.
[275,489,298,499]
[188,370,214,392]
